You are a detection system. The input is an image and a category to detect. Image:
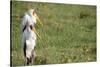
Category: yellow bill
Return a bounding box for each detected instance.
[34,13,43,27]
[32,26,41,39]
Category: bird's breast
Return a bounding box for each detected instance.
[23,28,37,40]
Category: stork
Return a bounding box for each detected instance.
[21,9,43,65]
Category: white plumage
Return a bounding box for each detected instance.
[21,9,42,65]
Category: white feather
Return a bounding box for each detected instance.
[21,9,37,58]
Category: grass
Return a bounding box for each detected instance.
[11,1,96,66]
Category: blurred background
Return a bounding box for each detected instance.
[11,1,96,66]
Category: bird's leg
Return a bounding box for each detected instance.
[31,49,37,64]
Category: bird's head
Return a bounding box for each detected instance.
[28,9,43,26]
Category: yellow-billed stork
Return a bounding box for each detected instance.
[21,9,42,65]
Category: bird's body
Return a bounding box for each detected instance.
[23,26,36,58]
[21,9,42,65]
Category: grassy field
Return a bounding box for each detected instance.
[11,1,96,66]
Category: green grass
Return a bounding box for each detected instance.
[11,1,96,66]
